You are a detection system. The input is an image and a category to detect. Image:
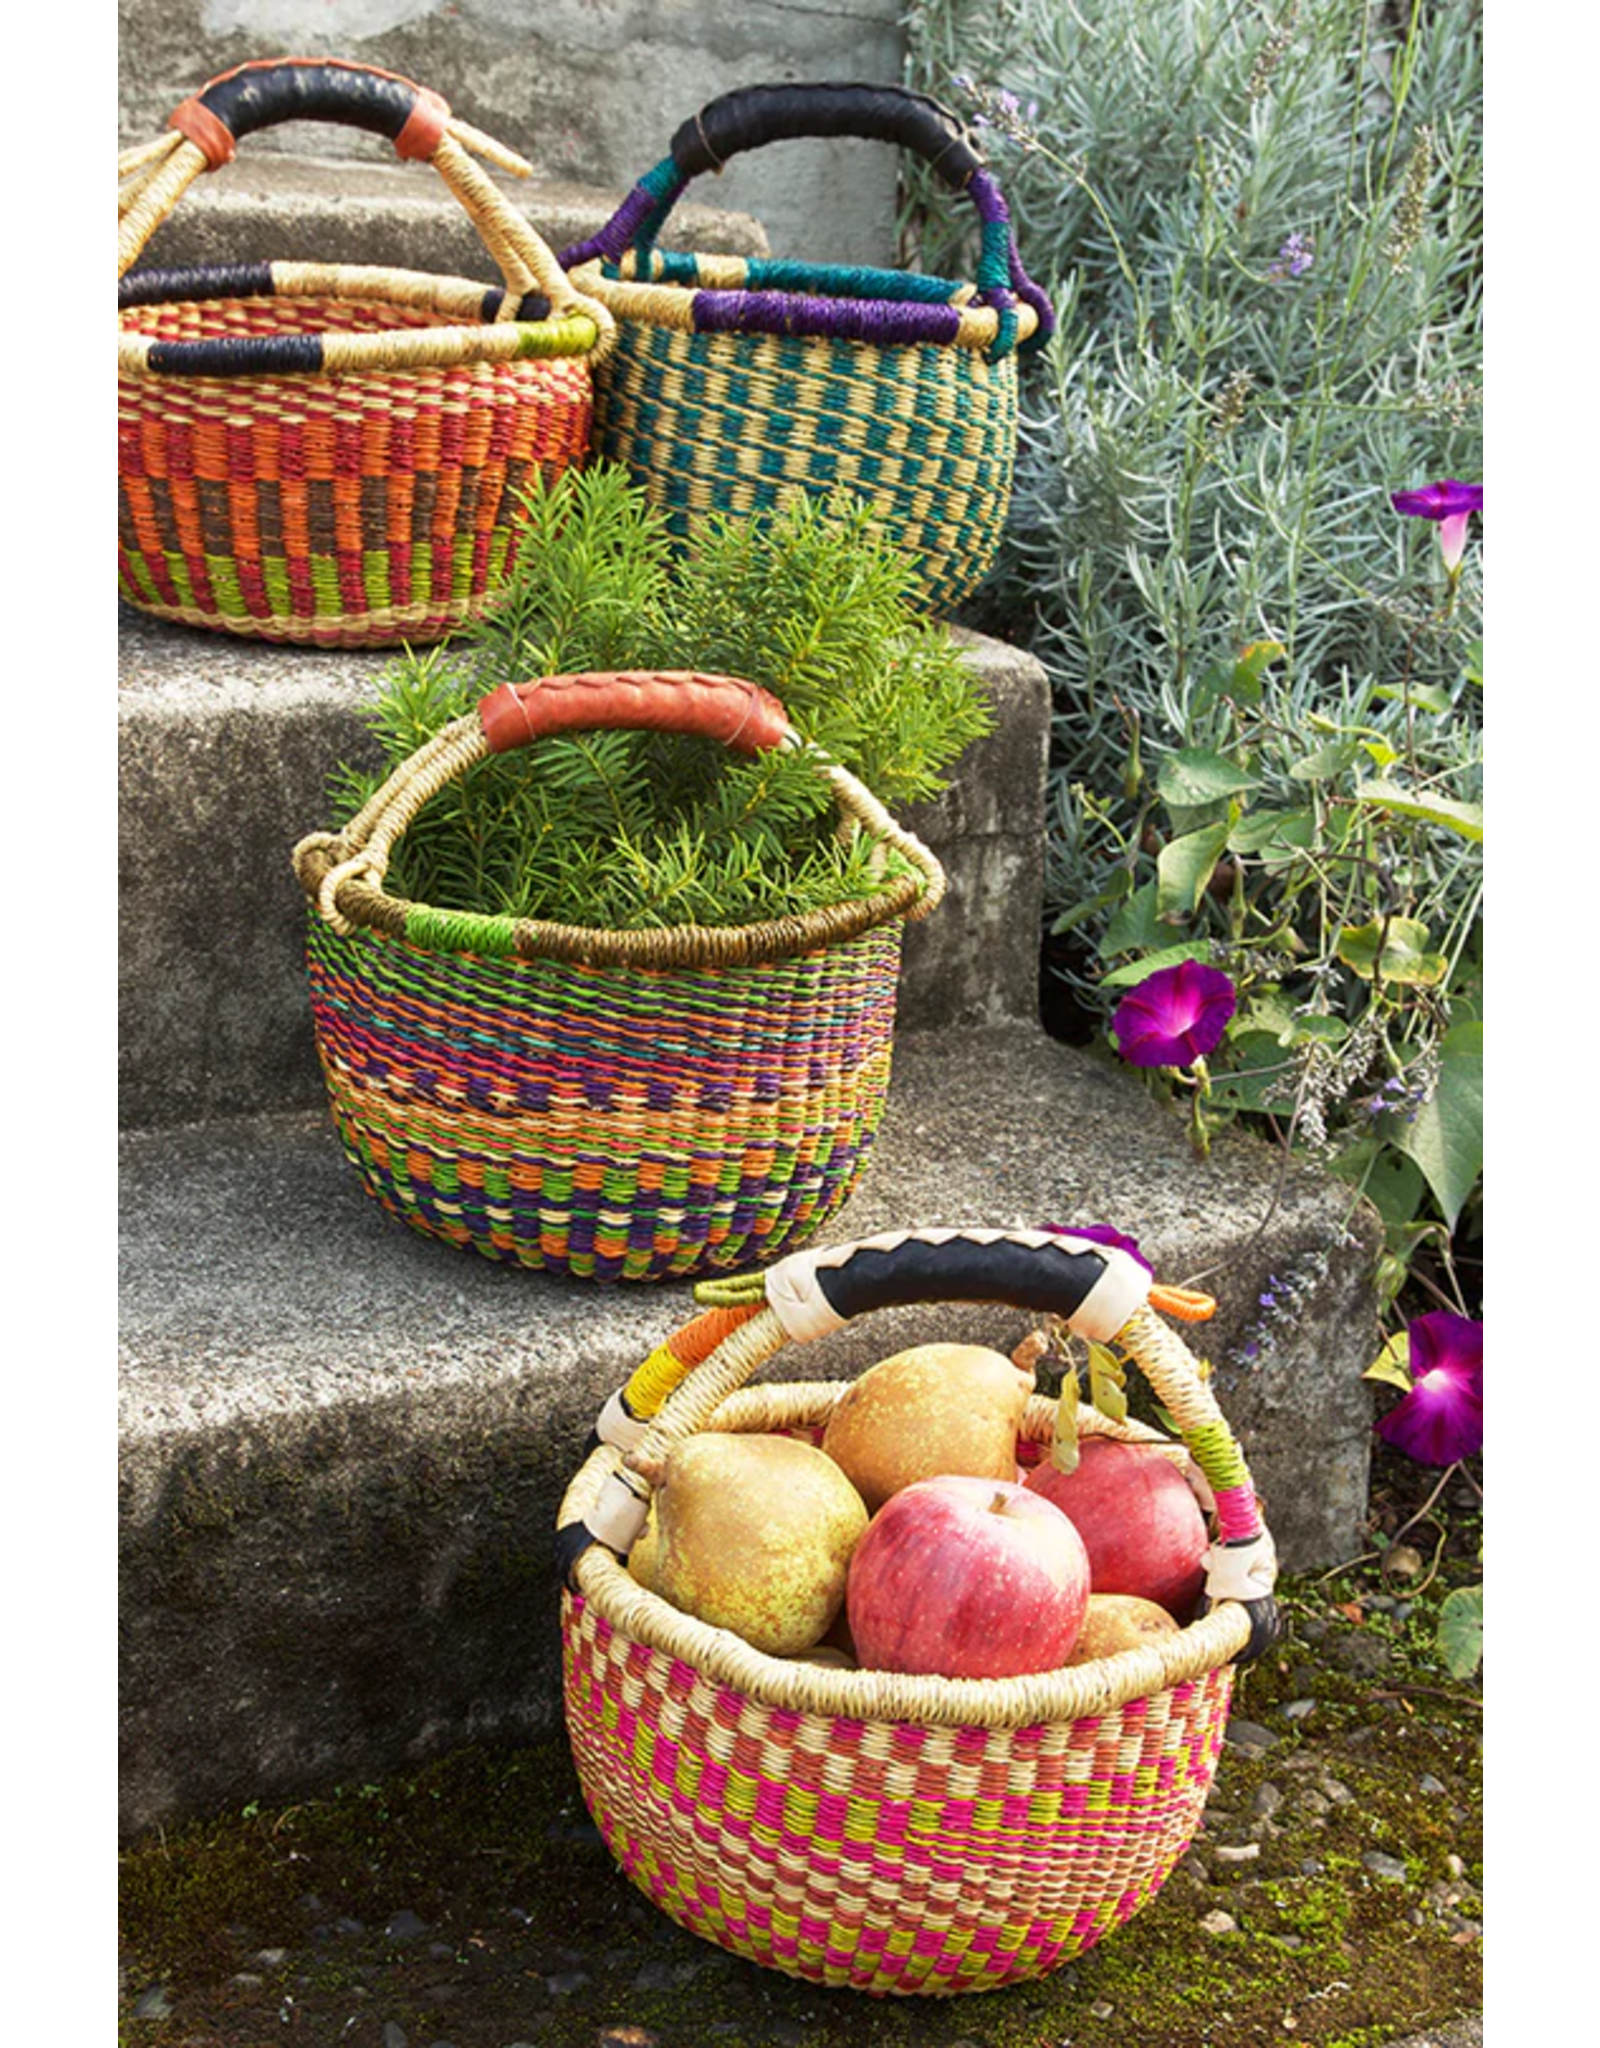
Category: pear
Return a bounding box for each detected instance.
[626,1506,660,1592]
[652,1432,868,1655]
[821,1342,1035,1515]
[1065,1593,1181,1665]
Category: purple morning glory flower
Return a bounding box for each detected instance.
[1374,1311,1483,1466]
[1041,1221,1153,1275]
[1391,479,1483,572]
[1111,960,1237,1068]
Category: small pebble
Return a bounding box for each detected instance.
[598,2029,663,2048]
[1364,1851,1409,1882]
[1319,1777,1354,1804]
[382,2025,409,2048]
[231,1973,265,1989]
[254,1948,289,1968]
[1282,1699,1317,1721]
[1224,1719,1279,1751]
[631,1961,677,1992]
[1090,2000,1114,2019]
[547,1970,591,1997]
[1252,1782,1284,1819]
[1298,1789,1331,1816]
[1420,1773,1446,1795]
[1446,1853,1466,1878]
[386,1910,430,1943]
[133,1987,173,2020]
[1200,1910,1238,1935]
[1214,1842,1260,1864]
[1301,1858,1325,1876]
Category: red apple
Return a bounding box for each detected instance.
[846,1476,1091,1680]
[1024,1437,1208,1621]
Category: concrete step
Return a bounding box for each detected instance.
[118,1022,1381,1838]
[121,152,768,285]
[117,0,908,267]
[117,608,1051,1130]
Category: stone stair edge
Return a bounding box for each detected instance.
[121,149,771,273]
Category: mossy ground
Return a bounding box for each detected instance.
[119,1446,1480,2048]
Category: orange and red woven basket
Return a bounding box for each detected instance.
[117,58,611,647]
[556,1228,1280,1994]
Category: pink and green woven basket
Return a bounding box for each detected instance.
[293,670,945,1281]
[556,1227,1280,1994]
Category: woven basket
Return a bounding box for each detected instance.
[118,58,613,647]
[292,670,945,1281]
[559,83,1054,617]
[557,1227,1280,1995]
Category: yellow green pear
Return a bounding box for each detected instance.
[821,1342,1036,1514]
[1065,1593,1181,1664]
[652,1432,868,1655]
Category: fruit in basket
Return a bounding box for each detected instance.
[1066,1592,1182,1665]
[652,1433,868,1655]
[846,1475,1090,1679]
[821,1343,1035,1514]
[1024,1436,1209,1621]
[626,1507,660,1591]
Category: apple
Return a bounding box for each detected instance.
[846,1475,1090,1679]
[1065,1592,1181,1665]
[821,1343,1035,1515]
[1024,1436,1209,1621]
[652,1432,868,1655]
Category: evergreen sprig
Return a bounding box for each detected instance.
[330,469,991,929]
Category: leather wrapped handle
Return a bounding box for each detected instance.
[761,1228,1154,1347]
[168,57,452,169]
[478,671,792,755]
[672,81,983,189]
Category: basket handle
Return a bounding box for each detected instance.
[295,669,945,937]
[564,1225,1278,1658]
[117,56,606,329]
[561,80,1054,357]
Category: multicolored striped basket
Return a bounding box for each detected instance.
[559,82,1054,617]
[556,1227,1280,1996]
[118,57,612,647]
[291,670,946,1281]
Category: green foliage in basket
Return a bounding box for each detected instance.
[904,0,1482,1303]
[330,466,991,930]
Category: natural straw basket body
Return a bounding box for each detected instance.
[559,83,1054,617]
[118,58,612,647]
[292,671,946,1281]
[557,1227,1280,1995]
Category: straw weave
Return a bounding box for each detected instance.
[560,1361,1247,1993]
[571,291,1021,618]
[303,918,904,1279]
[118,294,593,646]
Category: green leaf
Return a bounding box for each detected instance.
[1362,1331,1413,1392]
[1290,740,1362,783]
[1396,1020,1483,1229]
[1228,808,1316,858]
[1371,682,1455,715]
[1330,1139,1429,1231]
[1202,1031,1299,1113]
[1219,640,1284,708]
[1336,917,1449,986]
[1100,941,1213,990]
[1101,881,1167,956]
[1356,779,1484,842]
[1158,748,1260,809]
[1087,1342,1128,1424]
[1361,739,1401,771]
[1436,1585,1484,1680]
[1156,817,1233,919]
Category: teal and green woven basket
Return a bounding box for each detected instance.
[560,82,1053,617]
[292,669,945,1281]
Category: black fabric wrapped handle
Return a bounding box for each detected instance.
[166,57,454,169]
[671,81,984,189]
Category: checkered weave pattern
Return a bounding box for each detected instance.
[559,83,1052,617]
[558,1313,1260,1996]
[117,58,609,646]
[562,1594,1232,1993]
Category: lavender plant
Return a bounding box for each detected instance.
[905,0,1483,1303]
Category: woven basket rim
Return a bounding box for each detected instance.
[294,837,932,970]
[560,1378,1252,1730]
[566,252,1042,353]
[118,262,603,381]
